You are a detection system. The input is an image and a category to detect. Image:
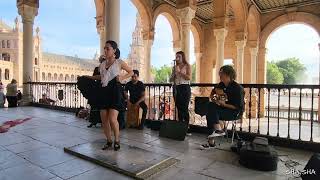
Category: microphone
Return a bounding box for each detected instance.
[172,59,176,61]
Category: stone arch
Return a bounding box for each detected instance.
[4,69,9,80]
[94,0,152,34]
[94,0,105,18]
[42,72,46,81]
[229,0,248,33]
[260,12,320,48]
[153,3,181,43]
[59,74,63,81]
[2,53,10,61]
[65,74,70,81]
[191,20,203,53]
[0,68,2,80]
[54,73,58,81]
[48,73,52,81]
[71,75,75,81]
[247,5,260,42]
[130,0,152,33]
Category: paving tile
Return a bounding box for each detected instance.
[0,132,34,146]
[18,147,75,168]
[48,158,98,179]
[0,162,55,180]
[5,140,51,153]
[68,167,133,180]
[0,150,28,169]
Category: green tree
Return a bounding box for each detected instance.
[191,63,196,83]
[151,65,172,83]
[276,58,306,84]
[267,61,284,84]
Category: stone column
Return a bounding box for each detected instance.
[235,40,246,83]
[143,31,154,83]
[258,47,267,117]
[177,7,195,62]
[96,16,105,55]
[18,3,38,102]
[173,40,181,53]
[250,47,258,83]
[98,26,105,56]
[105,0,120,44]
[195,51,202,83]
[214,28,228,82]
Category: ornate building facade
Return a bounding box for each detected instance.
[124,14,146,82]
[0,18,98,88]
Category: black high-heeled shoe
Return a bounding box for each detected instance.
[102,141,113,150]
[87,123,97,128]
[114,141,120,151]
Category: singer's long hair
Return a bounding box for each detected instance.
[176,51,189,65]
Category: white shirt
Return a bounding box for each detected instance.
[99,59,123,87]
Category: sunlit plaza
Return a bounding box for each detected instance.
[1,0,320,180]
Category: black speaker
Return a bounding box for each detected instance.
[159,120,188,141]
[301,153,320,180]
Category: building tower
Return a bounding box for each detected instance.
[126,13,145,81]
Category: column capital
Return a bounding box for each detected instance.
[18,4,38,23]
[142,30,155,41]
[259,47,267,54]
[250,47,258,55]
[235,40,246,49]
[17,0,39,8]
[235,31,247,41]
[214,28,228,41]
[176,7,196,25]
[248,40,258,48]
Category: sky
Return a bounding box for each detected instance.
[0,0,318,73]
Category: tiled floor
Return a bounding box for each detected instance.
[0,107,316,180]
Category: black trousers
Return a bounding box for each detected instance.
[174,84,191,124]
[117,110,126,130]
[7,96,17,107]
[138,101,148,127]
[206,102,239,134]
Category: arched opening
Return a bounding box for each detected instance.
[42,72,46,81]
[0,68,2,80]
[59,74,63,81]
[266,24,319,85]
[2,53,10,61]
[65,75,70,81]
[151,14,177,83]
[48,73,52,81]
[71,75,75,81]
[5,69,10,80]
[35,58,38,65]
[7,40,10,48]
[2,40,5,48]
[54,73,58,81]
[35,71,39,81]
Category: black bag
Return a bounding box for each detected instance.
[150,120,162,131]
[159,120,188,141]
[239,137,278,171]
[301,153,320,180]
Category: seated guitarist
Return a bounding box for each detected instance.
[201,65,244,150]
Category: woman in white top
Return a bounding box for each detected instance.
[87,40,133,151]
[170,51,191,127]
